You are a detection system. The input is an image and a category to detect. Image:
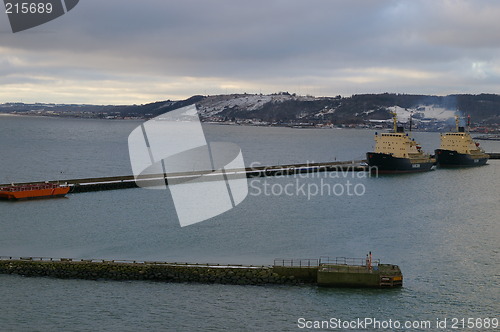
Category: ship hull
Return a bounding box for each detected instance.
[366,153,435,173]
[0,186,70,200]
[435,149,489,167]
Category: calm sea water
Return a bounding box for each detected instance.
[0,115,499,331]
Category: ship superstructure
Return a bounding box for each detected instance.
[367,113,435,173]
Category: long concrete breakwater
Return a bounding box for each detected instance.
[1,160,367,194]
[3,154,497,194]
[0,257,317,286]
[0,256,403,288]
[0,258,301,285]
[489,152,500,159]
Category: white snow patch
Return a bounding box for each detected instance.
[197,94,316,117]
[417,105,457,120]
[387,105,456,122]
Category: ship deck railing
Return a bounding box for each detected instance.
[0,183,66,192]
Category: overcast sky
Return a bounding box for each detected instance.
[1,0,500,104]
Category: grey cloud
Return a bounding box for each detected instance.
[1,0,500,103]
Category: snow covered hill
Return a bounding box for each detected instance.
[191,93,498,127]
[1,93,498,128]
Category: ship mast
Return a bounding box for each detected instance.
[391,111,398,132]
[455,115,459,132]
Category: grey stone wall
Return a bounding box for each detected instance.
[0,260,314,286]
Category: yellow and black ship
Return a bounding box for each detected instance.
[435,116,489,167]
[367,113,435,173]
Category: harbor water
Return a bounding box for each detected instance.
[0,115,498,331]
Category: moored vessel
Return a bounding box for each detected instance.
[435,116,489,167]
[0,183,70,200]
[366,112,435,173]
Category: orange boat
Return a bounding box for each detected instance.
[0,183,70,200]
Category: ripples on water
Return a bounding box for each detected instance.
[0,116,498,331]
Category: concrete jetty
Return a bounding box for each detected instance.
[0,256,402,288]
[488,152,500,159]
[0,160,368,194]
[2,153,496,195]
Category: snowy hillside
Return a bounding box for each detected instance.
[189,93,499,128]
[193,92,466,125]
[197,93,316,117]
[1,93,497,128]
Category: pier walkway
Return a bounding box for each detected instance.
[2,153,497,194]
[489,152,500,159]
[1,160,367,194]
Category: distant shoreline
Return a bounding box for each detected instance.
[0,112,143,121]
[1,112,497,135]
